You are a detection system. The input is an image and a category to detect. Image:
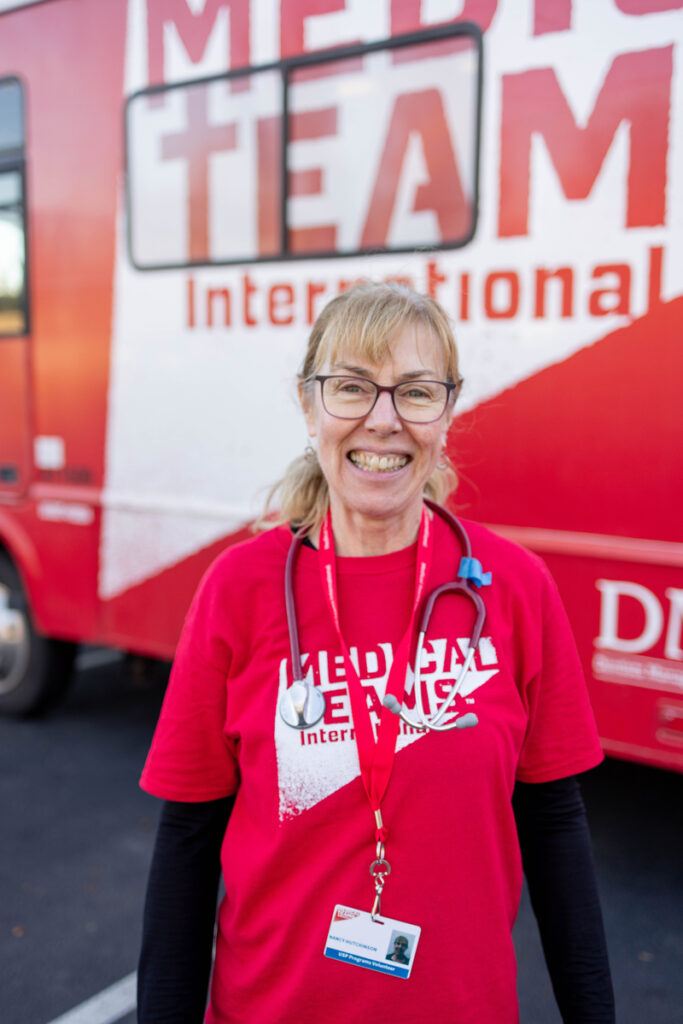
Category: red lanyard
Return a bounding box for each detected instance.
[318,505,434,843]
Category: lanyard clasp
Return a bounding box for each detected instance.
[369,840,391,921]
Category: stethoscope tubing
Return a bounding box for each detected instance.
[285,530,307,685]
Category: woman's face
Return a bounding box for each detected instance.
[302,323,455,533]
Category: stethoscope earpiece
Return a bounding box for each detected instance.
[455,712,478,729]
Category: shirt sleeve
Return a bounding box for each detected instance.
[137,797,233,1023]
[516,561,604,784]
[140,555,240,802]
[513,776,615,1023]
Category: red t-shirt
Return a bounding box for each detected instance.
[141,514,603,1024]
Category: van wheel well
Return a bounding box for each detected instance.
[0,549,76,716]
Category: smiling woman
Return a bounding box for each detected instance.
[264,283,460,552]
[138,281,614,1024]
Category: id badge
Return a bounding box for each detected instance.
[324,905,421,978]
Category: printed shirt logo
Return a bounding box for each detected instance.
[275,636,499,821]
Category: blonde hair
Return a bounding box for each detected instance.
[262,281,459,532]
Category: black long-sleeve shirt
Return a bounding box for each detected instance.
[138,774,614,1023]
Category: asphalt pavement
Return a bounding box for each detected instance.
[1,652,681,1024]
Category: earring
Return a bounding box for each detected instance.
[437,451,451,471]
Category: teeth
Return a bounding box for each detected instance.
[349,451,409,473]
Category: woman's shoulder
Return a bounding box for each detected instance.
[181,526,292,635]
[197,525,291,596]
[439,513,552,589]
[211,523,290,571]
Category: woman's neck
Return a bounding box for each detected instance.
[321,500,423,557]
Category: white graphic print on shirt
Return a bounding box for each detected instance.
[275,635,499,821]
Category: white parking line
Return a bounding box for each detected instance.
[45,972,136,1024]
[76,649,125,670]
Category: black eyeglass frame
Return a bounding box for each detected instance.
[312,374,463,424]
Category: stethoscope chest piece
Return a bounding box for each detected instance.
[279,680,326,730]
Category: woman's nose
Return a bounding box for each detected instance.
[364,389,402,431]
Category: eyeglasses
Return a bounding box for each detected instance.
[313,375,462,424]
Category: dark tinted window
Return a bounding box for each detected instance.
[0,80,27,336]
[0,79,24,151]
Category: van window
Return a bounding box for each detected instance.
[127,26,482,270]
[0,79,27,337]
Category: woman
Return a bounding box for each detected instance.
[138,282,614,1023]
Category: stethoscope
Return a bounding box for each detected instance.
[279,500,490,733]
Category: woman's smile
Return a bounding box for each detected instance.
[347,450,411,473]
